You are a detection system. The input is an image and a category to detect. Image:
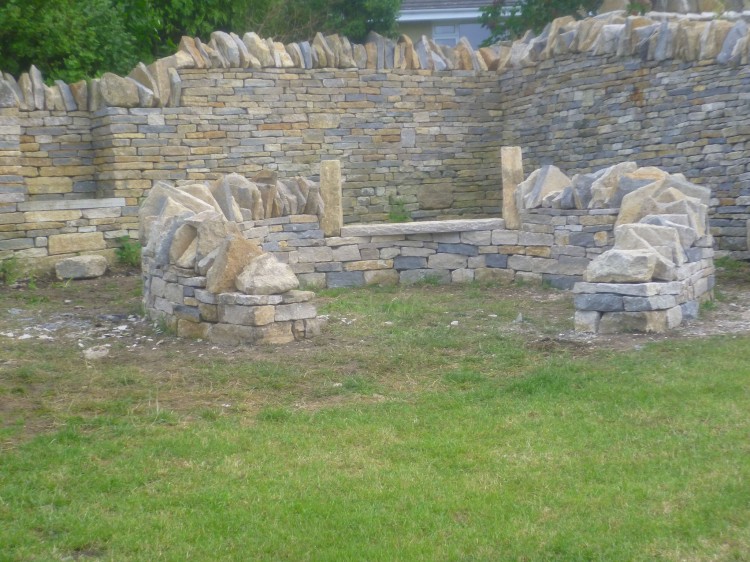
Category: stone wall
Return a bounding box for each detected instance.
[499,55,750,256]
[239,211,613,290]
[3,11,750,269]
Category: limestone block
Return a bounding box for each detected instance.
[168,223,197,265]
[243,32,275,67]
[615,223,686,265]
[179,184,223,214]
[516,165,570,211]
[616,179,708,238]
[588,161,638,208]
[236,253,299,295]
[623,294,677,311]
[639,214,697,248]
[574,293,625,312]
[428,253,467,270]
[275,303,317,322]
[219,304,275,326]
[205,236,263,294]
[195,214,242,262]
[418,185,453,210]
[598,310,669,334]
[281,290,315,304]
[211,31,241,67]
[575,310,601,333]
[55,255,108,280]
[584,249,657,283]
[128,62,161,105]
[99,73,140,108]
[699,19,734,60]
[474,268,515,284]
[48,232,106,255]
[364,269,399,285]
[139,182,215,241]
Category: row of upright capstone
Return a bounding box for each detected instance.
[2,9,750,112]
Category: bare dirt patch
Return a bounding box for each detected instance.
[1,265,749,360]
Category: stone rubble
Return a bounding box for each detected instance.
[140,172,327,345]
[569,164,714,333]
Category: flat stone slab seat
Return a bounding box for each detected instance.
[341,218,505,237]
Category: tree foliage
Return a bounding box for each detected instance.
[480,0,603,45]
[0,0,401,83]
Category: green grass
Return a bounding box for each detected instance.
[0,282,749,560]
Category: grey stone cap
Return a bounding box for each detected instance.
[573,281,683,296]
[19,198,126,212]
[341,218,505,237]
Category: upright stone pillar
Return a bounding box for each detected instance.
[320,159,342,237]
[501,146,523,230]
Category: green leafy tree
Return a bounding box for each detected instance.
[0,0,141,83]
[480,0,603,45]
[0,0,401,82]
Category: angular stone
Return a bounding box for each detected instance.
[55,255,108,280]
[128,62,161,105]
[588,161,638,209]
[236,253,299,295]
[211,31,241,67]
[584,249,657,283]
[192,215,240,263]
[205,236,263,293]
[243,32,274,67]
[99,73,140,108]
[169,223,197,265]
[517,165,571,210]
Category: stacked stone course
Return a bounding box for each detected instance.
[2,10,750,269]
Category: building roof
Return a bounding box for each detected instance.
[400,0,489,9]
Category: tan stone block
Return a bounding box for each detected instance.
[26,176,73,195]
[48,232,105,255]
[475,268,515,284]
[363,269,399,285]
[178,320,209,339]
[24,210,81,222]
[525,246,551,258]
[344,259,393,271]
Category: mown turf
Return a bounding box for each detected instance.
[0,281,748,561]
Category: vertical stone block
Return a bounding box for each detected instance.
[320,159,342,237]
[501,146,523,230]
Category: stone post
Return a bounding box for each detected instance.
[320,159,342,237]
[501,146,523,230]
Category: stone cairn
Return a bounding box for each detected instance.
[140,171,327,345]
[4,8,750,111]
[511,159,714,333]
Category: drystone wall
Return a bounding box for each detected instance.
[2,10,750,270]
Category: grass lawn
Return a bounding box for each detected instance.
[0,274,749,561]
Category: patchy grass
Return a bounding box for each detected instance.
[0,272,749,560]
